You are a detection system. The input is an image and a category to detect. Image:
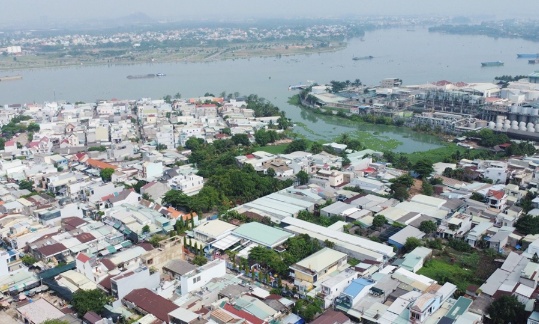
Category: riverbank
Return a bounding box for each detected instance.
[0,41,347,71]
[287,94,465,159]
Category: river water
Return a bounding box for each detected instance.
[1,28,538,152]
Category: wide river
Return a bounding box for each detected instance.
[1,28,538,152]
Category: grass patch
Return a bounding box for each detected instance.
[258,144,289,154]
[406,144,467,164]
[354,131,402,151]
[417,258,477,291]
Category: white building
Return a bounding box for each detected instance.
[180,259,226,295]
[167,173,204,196]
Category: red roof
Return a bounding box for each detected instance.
[86,158,118,170]
[311,310,351,324]
[487,189,505,200]
[5,140,15,146]
[433,80,452,86]
[245,154,255,159]
[76,252,91,263]
[223,303,263,324]
[75,232,96,243]
[123,288,179,323]
[362,167,376,173]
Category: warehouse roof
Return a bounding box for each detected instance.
[233,223,293,248]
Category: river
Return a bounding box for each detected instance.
[1,28,538,152]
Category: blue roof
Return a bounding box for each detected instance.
[343,278,373,298]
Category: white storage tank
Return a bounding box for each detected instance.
[496,115,505,123]
[510,105,519,113]
[533,108,539,116]
[476,120,488,128]
[523,107,531,115]
[488,121,496,129]
[520,123,527,131]
[528,124,536,132]
[535,123,539,132]
[512,120,519,127]
[496,122,503,130]
[469,122,476,129]
[504,123,511,130]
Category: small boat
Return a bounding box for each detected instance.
[127,74,156,79]
[156,73,166,77]
[517,53,539,59]
[529,59,539,64]
[353,55,374,61]
[481,61,504,67]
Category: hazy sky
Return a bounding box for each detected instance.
[1,0,538,27]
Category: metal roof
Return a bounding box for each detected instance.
[233,223,293,248]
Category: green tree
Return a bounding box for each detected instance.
[71,289,111,315]
[421,181,434,196]
[254,129,270,146]
[267,168,276,177]
[21,254,38,265]
[372,215,387,229]
[193,255,207,266]
[404,237,422,252]
[487,295,526,324]
[162,190,191,211]
[296,170,310,185]
[310,142,323,154]
[419,220,437,235]
[391,184,410,201]
[231,133,250,146]
[285,139,308,153]
[100,168,115,182]
[142,225,150,233]
[43,320,69,324]
[515,214,539,235]
[390,174,414,188]
[27,123,40,132]
[470,192,485,202]
[148,234,166,247]
[413,160,434,179]
[18,180,34,191]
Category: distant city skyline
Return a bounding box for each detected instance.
[1,0,538,29]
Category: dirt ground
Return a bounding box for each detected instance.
[409,179,423,198]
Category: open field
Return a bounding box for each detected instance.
[258,144,289,154]
[0,41,346,71]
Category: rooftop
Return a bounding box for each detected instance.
[233,222,293,248]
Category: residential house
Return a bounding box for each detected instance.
[289,248,348,293]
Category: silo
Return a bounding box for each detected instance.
[535,123,539,132]
[488,121,495,129]
[496,115,505,123]
[528,123,536,132]
[476,120,488,128]
[496,122,503,130]
[512,120,519,128]
[520,122,527,131]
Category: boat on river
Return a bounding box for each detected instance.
[517,53,539,59]
[127,74,156,79]
[481,61,504,67]
[0,75,22,82]
[353,55,374,61]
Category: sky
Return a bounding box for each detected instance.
[1,0,538,27]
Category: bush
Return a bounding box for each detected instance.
[448,238,472,252]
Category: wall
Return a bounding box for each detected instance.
[180,260,226,296]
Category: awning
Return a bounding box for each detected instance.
[121,241,132,248]
[211,234,241,251]
[107,246,117,254]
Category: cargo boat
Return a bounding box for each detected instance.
[529,59,539,64]
[481,61,504,67]
[126,74,156,79]
[0,75,22,82]
[353,55,374,61]
[517,53,539,59]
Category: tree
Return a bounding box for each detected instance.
[324,239,335,248]
[310,142,323,154]
[71,289,111,315]
[27,123,40,132]
[18,180,34,191]
[285,139,308,153]
[296,170,309,185]
[142,225,150,234]
[193,255,207,266]
[372,215,387,229]
[162,190,191,211]
[391,184,410,201]
[413,160,434,179]
[156,143,167,151]
[419,220,437,235]
[346,139,362,151]
[390,174,414,188]
[21,254,38,265]
[487,295,526,324]
[470,192,485,202]
[267,168,276,177]
[231,133,250,146]
[404,237,422,252]
[148,234,166,247]
[421,181,434,196]
[100,168,114,182]
[43,320,69,324]
[515,214,539,235]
